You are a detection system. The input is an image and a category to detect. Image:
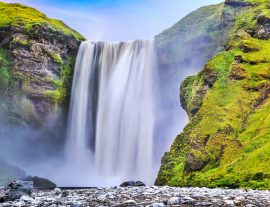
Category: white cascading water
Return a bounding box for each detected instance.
[65,40,157,186]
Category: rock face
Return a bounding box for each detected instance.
[153,1,238,156]
[0,2,84,127]
[0,2,85,186]
[156,0,270,189]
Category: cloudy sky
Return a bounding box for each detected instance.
[3,0,222,41]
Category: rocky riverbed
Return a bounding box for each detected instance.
[1,185,270,207]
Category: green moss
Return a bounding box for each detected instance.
[0,49,11,87]
[157,0,270,189]
[12,36,30,46]
[48,51,63,64]
[45,56,75,104]
[0,2,85,41]
[46,89,63,103]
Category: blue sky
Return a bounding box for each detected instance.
[3,0,223,41]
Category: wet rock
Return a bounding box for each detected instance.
[32,176,56,189]
[120,181,146,187]
[53,188,61,195]
[61,190,69,198]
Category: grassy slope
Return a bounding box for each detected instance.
[155,3,228,68]
[157,0,270,189]
[0,1,85,40]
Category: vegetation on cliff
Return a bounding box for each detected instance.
[0,2,84,127]
[155,2,233,70]
[156,0,270,189]
[0,2,84,40]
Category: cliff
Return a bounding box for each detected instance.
[156,0,270,189]
[155,3,232,72]
[0,2,85,185]
[0,2,85,127]
[154,2,239,157]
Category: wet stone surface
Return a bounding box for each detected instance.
[1,186,270,206]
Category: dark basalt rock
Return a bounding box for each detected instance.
[203,68,218,87]
[120,181,146,187]
[184,153,209,173]
[255,15,270,39]
[234,55,243,63]
[257,14,270,25]
[32,176,57,189]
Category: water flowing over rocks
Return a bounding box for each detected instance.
[65,41,157,186]
[1,186,270,206]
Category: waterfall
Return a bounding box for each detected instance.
[65,40,157,186]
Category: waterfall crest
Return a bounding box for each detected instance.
[65,40,157,186]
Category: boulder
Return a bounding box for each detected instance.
[32,176,56,189]
[24,176,56,189]
[120,181,146,187]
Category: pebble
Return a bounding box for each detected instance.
[0,186,270,206]
[124,199,136,205]
[167,196,181,205]
[53,188,62,195]
[152,202,164,207]
[19,195,34,202]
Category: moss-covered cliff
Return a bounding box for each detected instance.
[0,2,85,127]
[155,0,242,72]
[0,1,85,185]
[156,0,270,189]
[154,1,239,157]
